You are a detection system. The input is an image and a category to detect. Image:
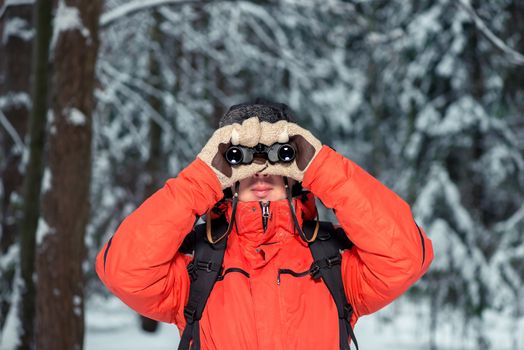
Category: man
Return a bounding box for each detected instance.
[96,100,433,349]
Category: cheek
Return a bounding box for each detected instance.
[236,180,252,201]
[269,183,288,201]
[238,190,252,202]
[271,187,287,201]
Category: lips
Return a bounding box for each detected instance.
[252,185,272,191]
[251,183,273,198]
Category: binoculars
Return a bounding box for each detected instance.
[225,143,296,165]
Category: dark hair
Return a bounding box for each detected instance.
[219,98,295,127]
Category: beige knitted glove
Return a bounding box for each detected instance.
[197,117,268,189]
[258,120,322,181]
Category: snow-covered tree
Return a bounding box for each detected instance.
[34,1,102,349]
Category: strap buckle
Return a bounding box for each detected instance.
[187,262,198,281]
[196,260,214,272]
[309,263,321,280]
[326,255,341,268]
[216,266,225,281]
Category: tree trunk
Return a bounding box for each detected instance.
[140,9,165,333]
[0,0,33,335]
[13,0,52,348]
[35,0,101,349]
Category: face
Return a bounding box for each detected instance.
[237,173,289,202]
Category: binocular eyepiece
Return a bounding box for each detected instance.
[225,143,296,165]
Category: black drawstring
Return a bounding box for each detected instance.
[207,181,239,244]
[284,177,304,239]
[284,177,317,242]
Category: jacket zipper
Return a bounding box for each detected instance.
[260,201,270,232]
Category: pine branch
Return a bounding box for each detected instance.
[456,0,524,65]
[99,0,239,29]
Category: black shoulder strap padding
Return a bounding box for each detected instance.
[178,216,229,350]
[304,220,359,350]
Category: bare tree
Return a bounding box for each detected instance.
[35,0,101,349]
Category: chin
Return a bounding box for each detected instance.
[240,194,271,202]
[239,191,287,202]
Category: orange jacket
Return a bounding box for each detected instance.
[96,146,433,349]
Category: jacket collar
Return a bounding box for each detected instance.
[222,193,317,248]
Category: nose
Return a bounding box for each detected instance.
[254,173,269,178]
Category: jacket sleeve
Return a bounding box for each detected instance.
[95,158,223,325]
[302,146,433,317]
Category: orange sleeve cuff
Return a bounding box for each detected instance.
[302,145,335,190]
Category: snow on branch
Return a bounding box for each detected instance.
[0,0,34,19]
[456,0,524,65]
[100,0,234,29]
[2,16,34,44]
[98,61,174,138]
[0,109,25,154]
[0,93,29,154]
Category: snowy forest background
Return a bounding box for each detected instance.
[1,0,524,349]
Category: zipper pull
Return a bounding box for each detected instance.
[260,201,270,232]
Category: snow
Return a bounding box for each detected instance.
[415,96,490,137]
[407,5,442,49]
[67,108,87,126]
[2,17,33,44]
[84,294,524,350]
[436,54,455,77]
[456,0,524,65]
[51,0,91,50]
[0,0,34,19]
[0,272,22,350]
[0,244,18,271]
[481,145,517,186]
[73,295,83,317]
[415,104,441,132]
[85,295,180,350]
[437,96,489,135]
[100,0,188,28]
[495,204,524,233]
[36,217,55,246]
[404,132,422,160]
[41,167,52,194]
[0,92,31,110]
[47,109,57,135]
[0,108,25,155]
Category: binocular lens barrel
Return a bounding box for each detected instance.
[225,147,243,165]
[278,145,295,162]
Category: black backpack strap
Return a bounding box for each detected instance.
[304,221,359,350]
[178,216,229,350]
